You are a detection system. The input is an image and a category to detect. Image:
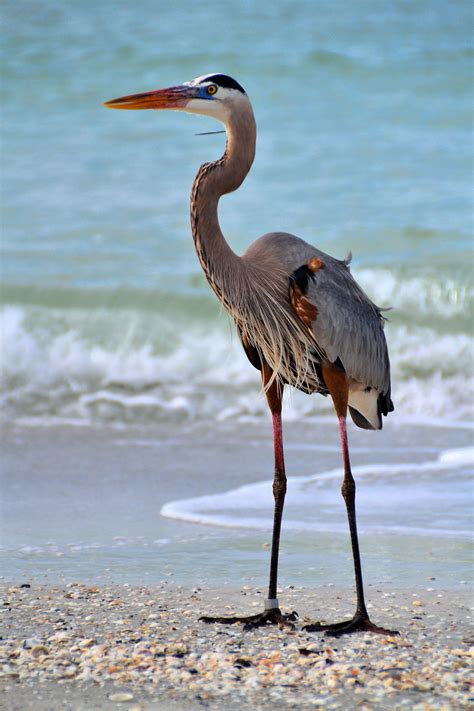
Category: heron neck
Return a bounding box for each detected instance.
[190,103,256,306]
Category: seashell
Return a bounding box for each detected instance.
[109,692,134,702]
[31,645,49,657]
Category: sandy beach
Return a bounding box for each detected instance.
[1,581,473,710]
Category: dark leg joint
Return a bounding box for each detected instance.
[273,476,287,500]
[341,476,355,502]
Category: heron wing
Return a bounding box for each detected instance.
[288,257,391,394]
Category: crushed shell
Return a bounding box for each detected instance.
[0,583,472,709]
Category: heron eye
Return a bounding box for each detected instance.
[207,84,218,95]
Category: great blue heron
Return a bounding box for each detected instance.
[104,73,396,635]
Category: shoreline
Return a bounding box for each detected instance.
[2,420,472,591]
[1,582,472,709]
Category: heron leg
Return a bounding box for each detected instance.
[265,368,286,603]
[303,365,398,637]
[200,366,297,630]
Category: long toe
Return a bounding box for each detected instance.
[303,616,399,636]
[199,613,262,625]
[200,608,297,630]
[303,618,353,633]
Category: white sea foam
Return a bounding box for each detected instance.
[356,269,472,318]
[6,536,170,557]
[161,446,474,536]
[1,298,473,424]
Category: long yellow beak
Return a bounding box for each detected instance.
[103,84,196,110]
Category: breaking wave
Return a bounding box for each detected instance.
[1,265,473,425]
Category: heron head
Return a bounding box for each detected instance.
[104,73,248,125]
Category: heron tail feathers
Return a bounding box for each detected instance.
[348,386,393,430]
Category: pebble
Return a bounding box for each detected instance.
[23,638,42,649]
[78,638,95,648]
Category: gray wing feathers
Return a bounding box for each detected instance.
[304,264,391,393]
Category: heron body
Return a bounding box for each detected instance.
[105,73,396,635]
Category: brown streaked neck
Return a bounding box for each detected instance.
[190,100,257,304]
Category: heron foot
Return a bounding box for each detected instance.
[303,614,399,637]
[200,608,298,631]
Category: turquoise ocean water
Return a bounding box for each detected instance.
[1,1,473,583]
[2,0,473,427]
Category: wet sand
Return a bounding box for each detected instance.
[2,420,472,589]
[1,582,473,710]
